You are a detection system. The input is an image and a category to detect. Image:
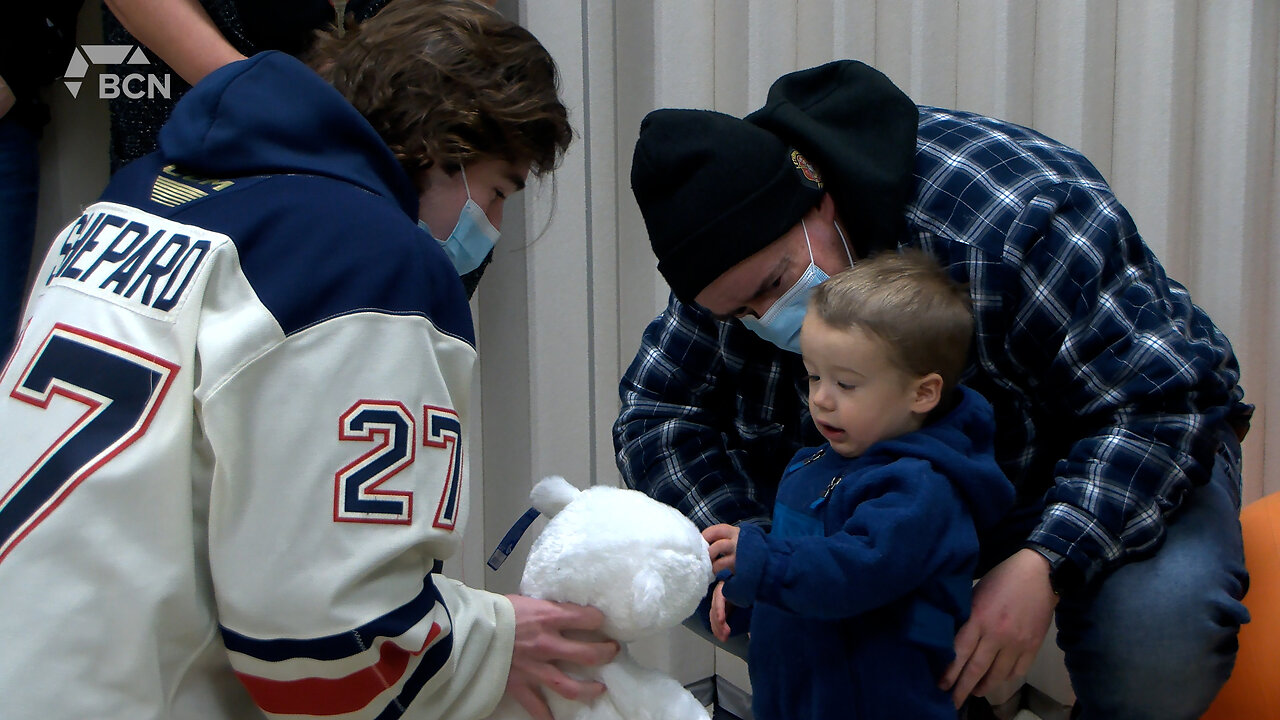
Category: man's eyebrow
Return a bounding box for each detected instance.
[746,255,789,303]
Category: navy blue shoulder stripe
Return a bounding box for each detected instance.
[98,162,475,346]
[219,574,444,661]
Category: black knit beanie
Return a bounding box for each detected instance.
[630,108,825,304]
[746,60,918,260]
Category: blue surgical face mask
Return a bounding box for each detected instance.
[739,220,854,354]
[419,165,500,276]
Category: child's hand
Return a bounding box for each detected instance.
[702,524,740,574]
[710,581,736,642]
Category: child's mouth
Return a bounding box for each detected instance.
[817,421,845,440]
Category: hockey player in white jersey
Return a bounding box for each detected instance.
[0,2,617,719]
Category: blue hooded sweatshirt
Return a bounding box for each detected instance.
[722,385,1016,720]
[99,50,473,344]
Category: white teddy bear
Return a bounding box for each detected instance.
[488,476,714,720]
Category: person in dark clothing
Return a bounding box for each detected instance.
[101,0,391,172]
[0,3,85,360]
[621,60,1251,719]
[703,250,1015,720]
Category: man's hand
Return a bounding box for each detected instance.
[939,548,1059,708]
[504,596,619,720]
[703,524,740,574]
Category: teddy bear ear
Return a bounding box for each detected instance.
[529,475,581,517]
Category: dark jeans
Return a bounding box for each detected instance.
[1055,430,1249,719]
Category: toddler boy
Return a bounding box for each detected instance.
[704,249,1015,719]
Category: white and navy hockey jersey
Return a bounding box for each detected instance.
[0,52,514,720]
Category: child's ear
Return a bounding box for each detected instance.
[911,374,944,414]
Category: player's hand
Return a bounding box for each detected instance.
[709,581,736,642]
[939,548,1058,708]
[703,524,740,574]
[503,596,620,720]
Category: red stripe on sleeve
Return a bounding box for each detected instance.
[236,622,442,716]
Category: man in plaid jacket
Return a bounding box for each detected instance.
[617,60,1252,720]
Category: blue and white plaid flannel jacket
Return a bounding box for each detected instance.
[614,107,1250,592]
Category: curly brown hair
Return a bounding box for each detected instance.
[305,0,573,182]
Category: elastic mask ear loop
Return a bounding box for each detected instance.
[834,221,854,267]
[756,220,819,327]
[460,164,474,203]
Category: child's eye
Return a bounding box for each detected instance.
[806,374,820,384]
[836,382,855,391]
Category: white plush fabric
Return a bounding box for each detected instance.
[489,476,714,720]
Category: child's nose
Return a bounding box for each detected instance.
[810,383,833,410]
